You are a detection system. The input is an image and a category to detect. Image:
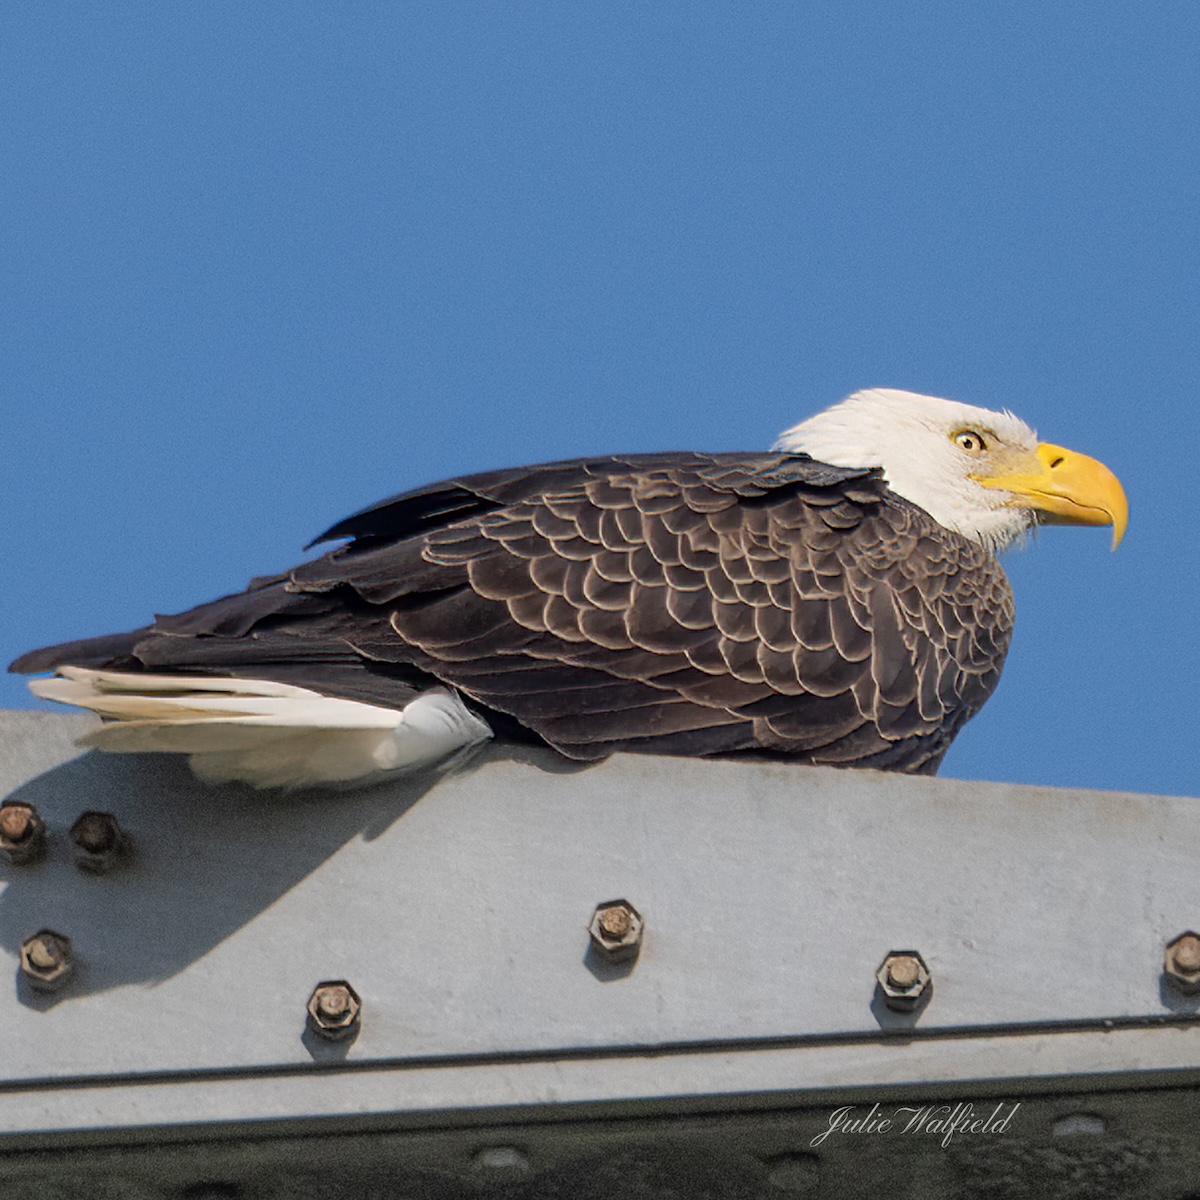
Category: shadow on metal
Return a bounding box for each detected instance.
[1157,973,1200,1016]
[0,733,590,1001]
[582,941,639,984]
[869,985,930,1033]
[301,1023,359,1063]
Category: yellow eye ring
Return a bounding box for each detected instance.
[954,430,987,454]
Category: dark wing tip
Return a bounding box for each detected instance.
[303,530,338,551]
[7,650,41,675]
[9,629,152,676]
[10,644,69,675]
[11,642,73,674]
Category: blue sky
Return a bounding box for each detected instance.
[3,5,1196,797]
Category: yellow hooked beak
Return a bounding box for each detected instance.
[973,443,1129,549]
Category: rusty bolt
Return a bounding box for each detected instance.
[887,956,921,990]
[598,906,632,939]
[19,929,74,992]
[588,899,644,962]
[306,980,362,1040]
[1164,932,1200,993]
[69,811,127,873]
[0,802,46,865]
[876,950,931,1012]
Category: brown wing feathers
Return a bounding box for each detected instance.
[10,453,1014,774]
[324,455,1011,771]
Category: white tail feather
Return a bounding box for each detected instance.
[28,668,493,790]
[37,667,320,697]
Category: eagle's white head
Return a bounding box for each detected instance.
[776,388,1128,553]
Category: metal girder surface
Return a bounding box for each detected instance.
[0,708,1198,1179]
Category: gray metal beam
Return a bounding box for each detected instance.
[0,709,1196,1196]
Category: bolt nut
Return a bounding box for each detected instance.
[0,802,46,865]
[588,899,644,962]
[306,980,362,1040]
[19,930,74,993]
[876,950,931,1012]
[1164,931,1200,993]
[69,811,128,874]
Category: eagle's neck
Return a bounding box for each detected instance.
[776,397,1034,554]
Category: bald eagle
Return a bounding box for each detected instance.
[10,389,1126,789]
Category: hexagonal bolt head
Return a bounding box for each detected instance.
[69,811,128,874]
[306,980,362,1040]
[1164,931,1200,993]
[876,951,931,1012]
[19,930,74,993]
[588,899,645,962]
[0,802,47,866]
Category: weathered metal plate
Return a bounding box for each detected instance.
[1,708,1198,1159]
[3,1081,1200,1200]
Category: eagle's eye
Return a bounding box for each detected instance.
[953,430,988,454]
